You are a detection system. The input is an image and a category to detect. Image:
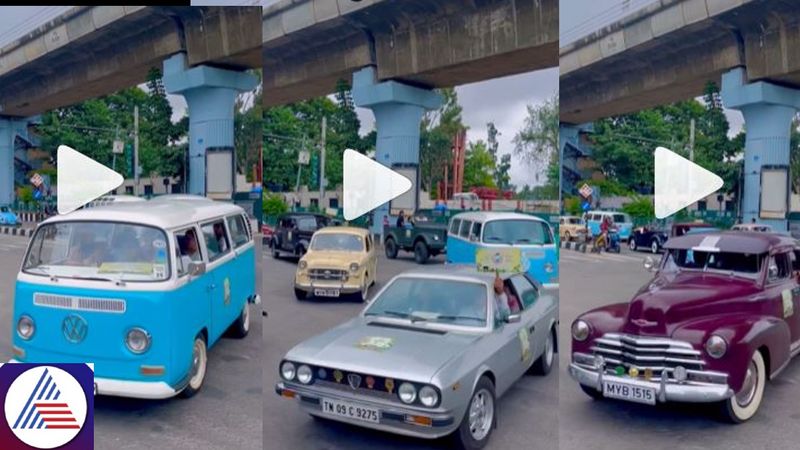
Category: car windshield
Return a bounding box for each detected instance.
[662,249,763,278]
[566,218,581,225]
[23,222,171,282]
[482,220,552,245]
[0,206,9,213]
[364,277,488,327]
[311,233,364,252]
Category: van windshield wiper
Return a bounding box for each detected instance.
[68,275,115,282]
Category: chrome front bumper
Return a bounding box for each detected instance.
[294,281,362,294]
[568,360,734,403]
[275,382,457,439]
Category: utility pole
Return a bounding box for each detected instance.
[689,118,695,162]
[134,105,140,196]
[319,116,326,209]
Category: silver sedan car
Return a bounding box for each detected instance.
[275,266,558,449]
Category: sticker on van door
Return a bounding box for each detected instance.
[224,277,231,305]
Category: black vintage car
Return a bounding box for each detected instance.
[270,213,334,258]
[628,225,668,254]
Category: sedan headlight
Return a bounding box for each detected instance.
[125,327,151,354]
[419,385,439,407]
[349,262,360,273]
[281,361,296,380]
[433,235,440,241]
[571,320,590,341]
[705,335,727,359]
[297,364,313,384]
[17,315,34,340]
[298,260,308,270]
[398,382,417,404]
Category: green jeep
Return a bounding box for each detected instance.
[383,210,448,264]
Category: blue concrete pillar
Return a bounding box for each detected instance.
[162,53,258,196]
[721,67,800,230]
[351,67,442,233]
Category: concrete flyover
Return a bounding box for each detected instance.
[262,0,558,106]
[560,0,800,124]
[0,6,261,118]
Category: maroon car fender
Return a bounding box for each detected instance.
[571,302,629,354]
[671,314,791,392]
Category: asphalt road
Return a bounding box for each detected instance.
[558,246,800,450]
[261,250,558,450]
[0,234,263,450]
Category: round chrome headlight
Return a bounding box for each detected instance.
[125,328,151,354]
[544,262,554,273]
[297,365,313,384]
[571,320,590,341]
[17,315,34,340]
[705,335,727,359]
[281,361,296,380]
[298,260,308,270]
[349,262,360,273]
[419,385,439,407]
[398,382,417,404]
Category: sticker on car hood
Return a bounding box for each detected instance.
[356,336,394,352]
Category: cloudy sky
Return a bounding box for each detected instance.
[561,0,744,135]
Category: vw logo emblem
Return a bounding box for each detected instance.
[62,314,88,344]
[347,373,361,390]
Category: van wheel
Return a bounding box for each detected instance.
[179,334,208,399]
[414,241,430,264]
[531,327,555,375]
[451,376,496,450]
[294,288,307,300]
[720,350,766,423]
[229,303,250,338]
[385,238,398,259]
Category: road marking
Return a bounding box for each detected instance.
[560,251,646,264]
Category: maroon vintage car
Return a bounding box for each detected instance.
[569,231,800,422]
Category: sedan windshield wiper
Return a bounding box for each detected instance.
[436,315,485,323]
[369,310,429,322]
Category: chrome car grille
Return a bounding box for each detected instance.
[591,333,705,377]
[34,293,126,314]
[308,268,348,282]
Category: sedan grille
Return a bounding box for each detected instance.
[309,268,348,282]
[591,333,705,377]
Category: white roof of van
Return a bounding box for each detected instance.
[450,211,547,223]
[42,198,243,229]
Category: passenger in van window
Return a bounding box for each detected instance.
[214,223,229,253]
[183,229,201,261]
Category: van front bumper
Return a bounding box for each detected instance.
[276,381,457,439]
[8,358,180,400]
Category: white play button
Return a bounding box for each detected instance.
[343,149,412,221]
[654,146,723,219]
[57,145,124,215]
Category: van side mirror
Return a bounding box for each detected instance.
[189,261,206,277]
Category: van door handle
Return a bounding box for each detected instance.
[207,284,216,291]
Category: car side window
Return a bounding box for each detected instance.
[201,220,231,262]
[459,220,472,238]
[226,214,250,249]
[510,275,537,309]
[768,253,791,282]
[449,219,461,234]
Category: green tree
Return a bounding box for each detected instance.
[514,94,559,172]
[263,193,288,216]
[622,196,655,223]
[420,88,465,195]
[235,69,263,183]
[463,140,496,189]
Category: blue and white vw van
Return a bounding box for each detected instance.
[11,196,259,399]
[446,212,558,286]
[585,210,633,241]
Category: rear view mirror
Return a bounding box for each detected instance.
[643,256,657,272]
[189,261,206,277]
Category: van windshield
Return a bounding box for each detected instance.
[482,220,552,245]
[23,222,171,282]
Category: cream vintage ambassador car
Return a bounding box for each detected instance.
[294,226,377,301]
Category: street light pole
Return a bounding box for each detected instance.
[319,116,326,209]
[134,105,140,196]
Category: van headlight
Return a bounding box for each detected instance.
[281,361,296,380]
[17,315,34,340]
[419,385,439,407]
[571,320,590,341]
[125,328,151,354]
[349,263,360,273]
[398,382,417,404]
[297,365,313,384]
[705,335,727,359]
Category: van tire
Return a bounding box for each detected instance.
[229,303,250,338]
[179,334,208,399]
